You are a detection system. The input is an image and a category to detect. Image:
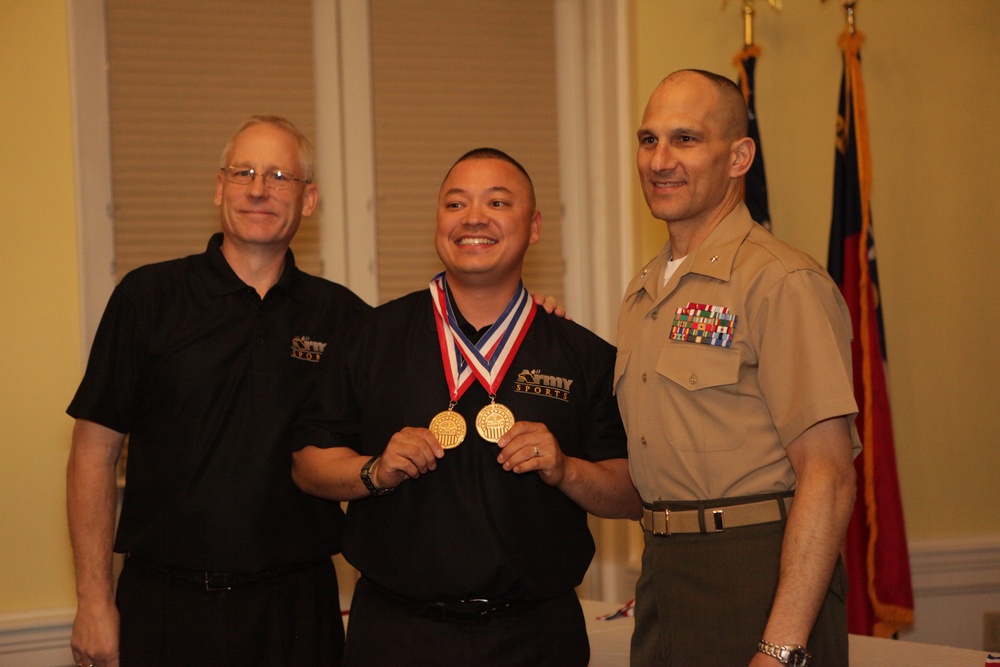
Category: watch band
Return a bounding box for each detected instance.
[360,455,393,496]
[757,639,810,666]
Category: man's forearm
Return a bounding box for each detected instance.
[759,417,856,650]
[557,458,642,520]
[763,477,854,645]
[66,425,123,606]
[66,420,128,667]
[292,446,375,501]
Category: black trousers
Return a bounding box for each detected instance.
[630,521,848,667]
[343,577,589,667]
[117,557,344,666]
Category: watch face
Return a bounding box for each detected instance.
[787,647,809,667]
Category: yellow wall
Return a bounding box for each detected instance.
[631,0,1000,539]
[2,0,997,623]
[0,2,81,612]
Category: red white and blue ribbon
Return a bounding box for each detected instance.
[429,272,536,402]
[597,599,635,621]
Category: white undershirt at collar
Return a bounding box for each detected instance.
[663,255,687,287]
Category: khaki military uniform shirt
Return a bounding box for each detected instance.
[615,204,861,502]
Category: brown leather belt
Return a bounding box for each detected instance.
[641,495,792,536]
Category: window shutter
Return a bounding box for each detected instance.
[105,0,321,279]
[369,0,565,303]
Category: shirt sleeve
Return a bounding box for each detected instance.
[66,281,147,434]
[292,316,366,452]
[753,268,859,447]
[576,329,630,464]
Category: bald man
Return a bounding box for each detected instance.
[614,69,860,666]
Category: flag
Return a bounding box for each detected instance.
[734,45,772,229]
[827,29,914,638]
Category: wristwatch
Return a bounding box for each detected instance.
[360,455,393,496]
[757,639,810,666]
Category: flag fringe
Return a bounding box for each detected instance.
[872,605,915,639]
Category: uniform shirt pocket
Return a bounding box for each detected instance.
[655,342,747,452]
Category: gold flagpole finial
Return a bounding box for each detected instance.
[844,0,858,35]
[821,0,859,34]
[743,0,754,47]
[724,0,782,47]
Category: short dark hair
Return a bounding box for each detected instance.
[445,147,536,209]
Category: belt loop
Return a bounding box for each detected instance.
[779,494,793,521]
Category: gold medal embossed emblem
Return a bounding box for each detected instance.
[476,401,515,443]
[429,409,466,449]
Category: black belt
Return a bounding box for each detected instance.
[421,598,541,622]
[125,554,327,592]
[364,578,545,623]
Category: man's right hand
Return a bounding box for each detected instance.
[375,427,445,489]
[71,600,120,667]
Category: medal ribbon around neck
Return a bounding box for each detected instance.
[429,272,536,405]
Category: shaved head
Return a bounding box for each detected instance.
[659,69,749,141]
[635,68,756,239]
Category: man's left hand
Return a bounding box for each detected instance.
[495,421,567,486]
[531,292,570,320]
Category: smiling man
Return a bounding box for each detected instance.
[66,116,368,667]
[292,148,640,666]
[616,70,861,667]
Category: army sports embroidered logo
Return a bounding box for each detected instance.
[290,336,327,362]
[514,368,574,402]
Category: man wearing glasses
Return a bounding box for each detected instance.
[66,116,368,667]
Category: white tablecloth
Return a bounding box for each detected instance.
[581,600,994,667]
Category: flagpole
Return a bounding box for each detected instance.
[724,0,783,47]
[743,0,755,46]
[730,0,778,230]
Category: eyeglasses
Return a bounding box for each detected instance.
[220,166,310,191]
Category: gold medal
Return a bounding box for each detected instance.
[475,401,515,443]
[429,276,535,447]
[429,409,466,449]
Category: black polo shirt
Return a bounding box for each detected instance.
[68,234,370,572]
[294,289,627,601]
